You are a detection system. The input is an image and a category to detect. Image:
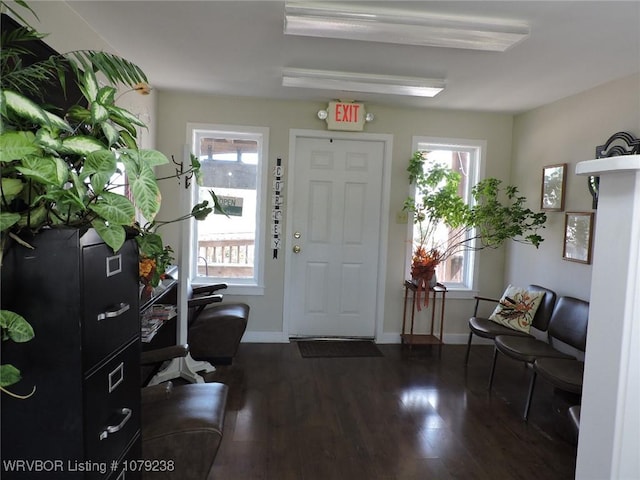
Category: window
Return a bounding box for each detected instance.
[409,137,485,292]
[188,124,269,294]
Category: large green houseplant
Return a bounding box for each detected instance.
[403,151,547,303]
[0,1,218,396]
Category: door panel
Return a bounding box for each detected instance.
[288,136,384,338]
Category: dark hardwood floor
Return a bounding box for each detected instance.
[202,343,577,480]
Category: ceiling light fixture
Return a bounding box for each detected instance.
[282,68,445,98]
[284,1,530,52]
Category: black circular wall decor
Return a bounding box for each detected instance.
[590,132,640,209]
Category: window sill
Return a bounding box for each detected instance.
[443,288,479,300]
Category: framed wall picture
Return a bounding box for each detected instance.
[541,163,567,211]
[562,212,594,264]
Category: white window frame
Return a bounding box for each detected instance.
[407,136,486,297]
[186,123,269,295]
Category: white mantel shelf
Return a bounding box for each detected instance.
[574,156,640,480]
[576,153,640,175]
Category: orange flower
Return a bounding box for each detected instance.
[139,257,156,279]
[412,246,441,268]
[411,247,441,310]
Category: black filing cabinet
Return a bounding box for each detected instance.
[1,228,141,479]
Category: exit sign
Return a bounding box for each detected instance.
[326,101,366,131]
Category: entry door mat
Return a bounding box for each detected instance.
[297,340,383,358]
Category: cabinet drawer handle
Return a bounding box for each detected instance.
[97,303,130,321]
[106,254,122,277]
[99,407,132,440]
[108,362,124,393]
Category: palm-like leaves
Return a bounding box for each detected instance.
[1,19,147,101]
[67,50,147,87]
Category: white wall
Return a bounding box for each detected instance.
[155,92,515,340]
[508,73,640,300]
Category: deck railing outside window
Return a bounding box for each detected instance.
[197,238,255,278]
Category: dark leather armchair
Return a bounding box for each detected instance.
[187,284,249,366]
[464,284,557,365]
[140,345,228,479]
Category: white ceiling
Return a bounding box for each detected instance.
[66,1,640,114]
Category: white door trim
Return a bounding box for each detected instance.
[283,129,393,342]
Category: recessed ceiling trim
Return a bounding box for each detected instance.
[282,68,445,98]
[284,1,530,52]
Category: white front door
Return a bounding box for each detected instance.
[286,134,386,338]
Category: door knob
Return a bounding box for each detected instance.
[294,232,302,239]
[293,245,301,254]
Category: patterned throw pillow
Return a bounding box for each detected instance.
[488,285,544,333]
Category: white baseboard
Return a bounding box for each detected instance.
[443,333,491,345]
[241,331,494,345]
[241,331,289,343]
[377,331,493,345]
[376,332,402,344]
